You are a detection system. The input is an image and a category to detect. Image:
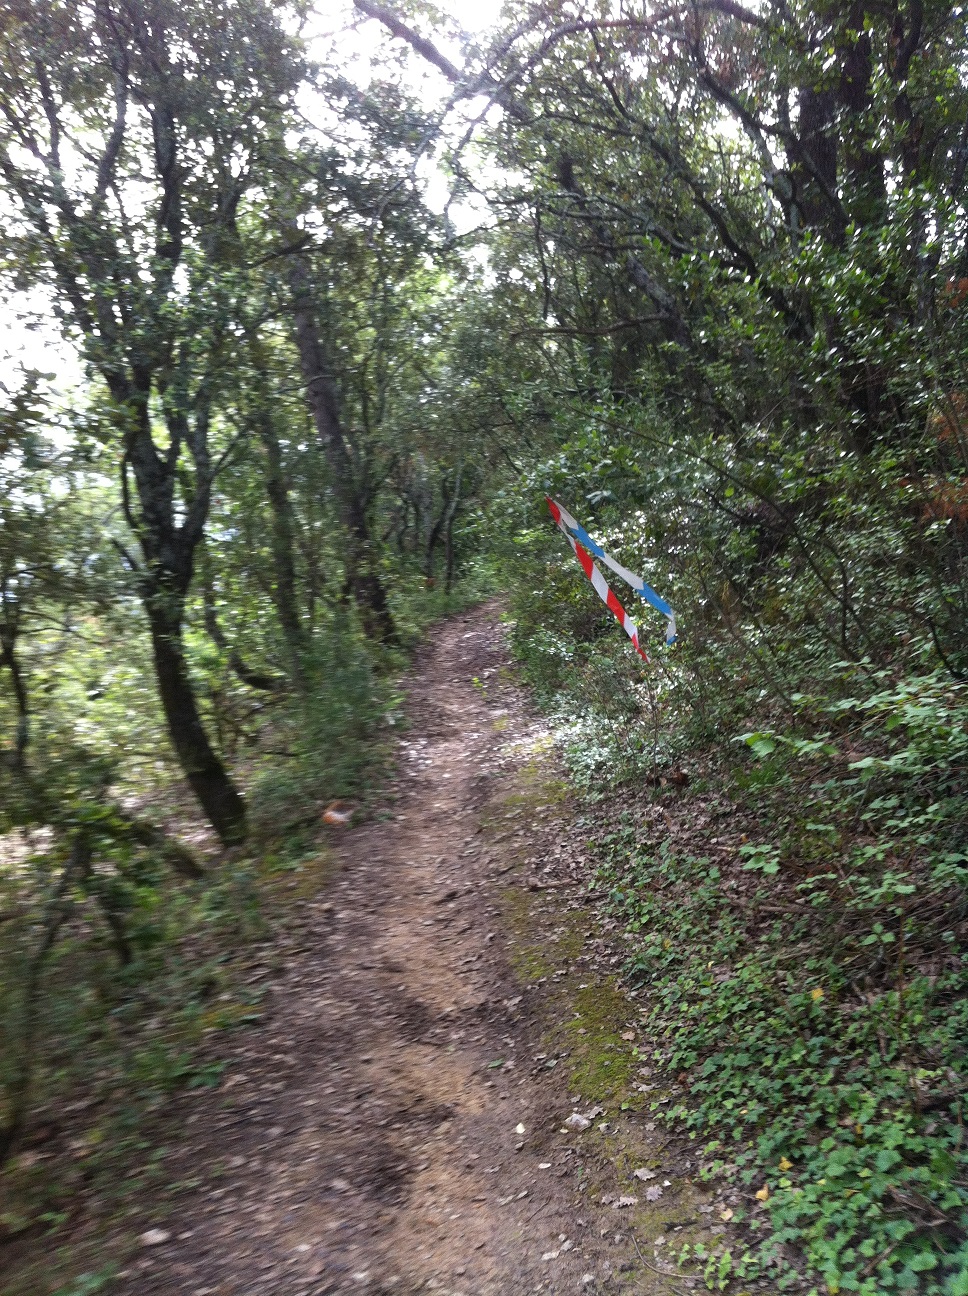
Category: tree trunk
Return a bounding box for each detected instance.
[287,255,397,644]
[792,85,842,241]
[0,624,28,772]
[249,344,310,687]
[146,591,247,846]
[443,464,464,594]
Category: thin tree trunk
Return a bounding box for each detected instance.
[248,342,309,687]
[0,623,28,772]
[146,591,247,845]
[424,496,448,580]
[443,464,464,594]
[119,383,249,844]
[287,256,397,644]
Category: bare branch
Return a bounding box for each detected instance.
[94,61,130,210]
[352,0,462,81]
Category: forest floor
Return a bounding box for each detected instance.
[12,603,734,1295]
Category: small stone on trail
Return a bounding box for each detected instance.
[139,1229,171,1247]
[564,1112,591,1131]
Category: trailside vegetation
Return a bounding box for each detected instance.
[0,0,496,1247]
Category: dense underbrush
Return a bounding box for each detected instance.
[508,585,968,1294]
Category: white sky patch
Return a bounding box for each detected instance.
[2,289,83,403]
[319,0,508,80]
[310,1,509,232]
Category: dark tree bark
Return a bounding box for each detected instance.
[425,464,464,587]
[792,84,843,240]
[146,587,247,843]
[443,466,464,594]
[0,620,28,773]
[248,340,310,687]
[287,255,397,644]
[115,376,248,846]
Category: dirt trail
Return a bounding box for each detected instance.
[119,605,713,1295]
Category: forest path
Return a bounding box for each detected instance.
[120,604,711,1296]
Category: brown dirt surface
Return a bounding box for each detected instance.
[76,605,723,1294]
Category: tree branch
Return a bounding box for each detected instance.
[352,0,462,81]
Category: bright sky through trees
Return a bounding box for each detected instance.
[4,0,504,393]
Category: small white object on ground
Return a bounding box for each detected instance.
[564,1112,591,1131]
[139,1230,171,1247]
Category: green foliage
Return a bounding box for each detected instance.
[250,612,390,832]
[5,0,968,1288]
[594,817,968,1294]
[553,661,968,1294]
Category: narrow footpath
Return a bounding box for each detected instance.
[118,604,719,1295]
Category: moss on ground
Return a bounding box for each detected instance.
[484,729,718,1292]
[559,980,640,1106]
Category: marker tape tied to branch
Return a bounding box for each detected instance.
[546,497,676,662]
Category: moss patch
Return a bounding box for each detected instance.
[558,980,640,1106]
[482,727,719,1292]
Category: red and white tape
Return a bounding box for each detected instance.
[547,497,650,663]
